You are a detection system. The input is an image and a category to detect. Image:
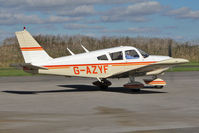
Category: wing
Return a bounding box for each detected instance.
[108,58,188,78]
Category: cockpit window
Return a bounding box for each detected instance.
[110,51,123,60]
[137,48,149,58]
[125,50,139,59]
[97,54,108,60]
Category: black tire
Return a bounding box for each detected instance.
[99,85,108,90]
[154,86,164,89]
[131,88,141,92]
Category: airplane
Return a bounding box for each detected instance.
[15,28,189,91]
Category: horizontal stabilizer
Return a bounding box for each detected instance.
[10,63,48,70]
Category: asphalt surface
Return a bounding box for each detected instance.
[0,72,199,133]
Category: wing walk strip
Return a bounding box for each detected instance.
[21,47,44,51]
[43,61,156,69]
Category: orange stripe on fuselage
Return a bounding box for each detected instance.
[45,66,70,69]
[112,62,152,66]
[43,61,156,69]
[21,47,43,51]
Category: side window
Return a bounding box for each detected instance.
[125,50,139,59]
[97,54,108,60]
[110,51,123,60]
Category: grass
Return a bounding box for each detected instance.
[168,67,199,72]
[182,62,199,66]
[168,62,199,72]
[0,68,33,76]
[0,62,199,76]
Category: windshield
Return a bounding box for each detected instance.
[125,50,139,59]
[137,48,149,58]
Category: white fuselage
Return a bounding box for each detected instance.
[34,46,171,78]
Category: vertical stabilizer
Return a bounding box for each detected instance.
[15,29,52,64]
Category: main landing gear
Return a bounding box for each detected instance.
[93,78,112,90]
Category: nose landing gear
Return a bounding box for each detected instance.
[123,76,144,92]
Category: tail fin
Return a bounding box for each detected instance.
[15,29,52,64]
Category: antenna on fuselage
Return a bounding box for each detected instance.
[81,45,89,53]
[80,40,89,53]
[67,48,75,55]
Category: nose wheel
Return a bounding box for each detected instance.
[93,78,112,90]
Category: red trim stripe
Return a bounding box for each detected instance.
[43,61,156,69]
[21,47,43,51]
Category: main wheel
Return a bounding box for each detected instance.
[131,88,141,92]
[99,85,108,90]
[93,79,111,90]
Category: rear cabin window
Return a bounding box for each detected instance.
[97,54,108,60]
[110,51,123,60]
[125,50,139,59]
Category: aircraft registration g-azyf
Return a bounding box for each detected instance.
[15,28,189,90]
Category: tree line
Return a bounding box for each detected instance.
[0,35,198,67]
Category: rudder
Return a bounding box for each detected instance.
[15,29,52,64]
